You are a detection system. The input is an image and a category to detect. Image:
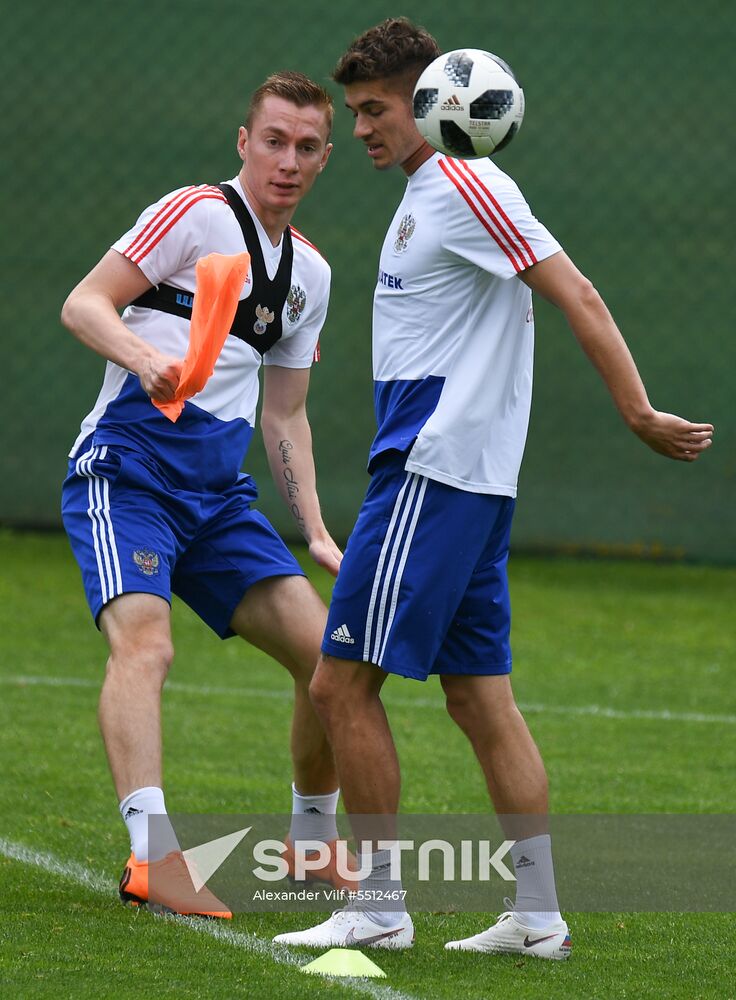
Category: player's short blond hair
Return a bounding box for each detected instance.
[246,71,334,137]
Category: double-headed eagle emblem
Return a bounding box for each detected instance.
[287,285,307,325]
[393,213,416,254]
[253,304,275,336]
[133,549,160,576]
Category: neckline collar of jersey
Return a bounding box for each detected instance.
[406,150,442,184]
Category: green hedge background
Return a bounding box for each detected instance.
[2,0,732,561]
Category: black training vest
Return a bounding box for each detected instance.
[130,183,294,355]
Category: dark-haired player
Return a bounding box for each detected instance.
[275,20,713,954]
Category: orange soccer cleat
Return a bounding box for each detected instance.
[281,837,360,893]
[119,851,232,919]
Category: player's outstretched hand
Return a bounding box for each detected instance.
[139,352,184,402]
[634,409,714,461]
[309,535,343,577]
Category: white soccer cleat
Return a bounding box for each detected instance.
[445,908,571,960]
[273,908,414,949]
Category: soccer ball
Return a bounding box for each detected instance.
[413,49,524,158]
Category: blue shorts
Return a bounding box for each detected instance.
[322,452,515,680]
[61,441,303,637]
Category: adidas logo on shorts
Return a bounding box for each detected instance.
[330,624,355,645]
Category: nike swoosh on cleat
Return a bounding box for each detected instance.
[523,933,559,948]
[344,926,402,946]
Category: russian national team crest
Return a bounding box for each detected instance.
[133,549,160,576]
[393,213,416,254]
[286,284,306,325]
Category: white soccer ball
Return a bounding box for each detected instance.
[413,49,524,158]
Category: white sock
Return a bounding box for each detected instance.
[356,848,406,928]
[119,786,177,863]
[510,834,562,929]
[288,784,340,844]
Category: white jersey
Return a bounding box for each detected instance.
[70,176,330,490]
[371,152,561,497]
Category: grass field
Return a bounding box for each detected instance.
[1,530,734,998]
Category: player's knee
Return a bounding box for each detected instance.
[105,633,174,686]
[441,677,488,734]
[308,669,337,720]
[442,674,518,732]
[444,690,477,734]
[308,660,355,721]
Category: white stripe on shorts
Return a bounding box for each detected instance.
[362,471,412,662]
[363,472,428,666]
[75,446,123,606]
[376,475,427,667]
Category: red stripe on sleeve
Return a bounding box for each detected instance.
[128,192,228,264]
[443,158,531,270]
[124,186,228,260]
[455,159,537,267]
[123,186,199,259]
[438,160,522,273]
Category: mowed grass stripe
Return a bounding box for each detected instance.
[3,673,735,726]
[0,836,423,1000]
[2,540,734,997]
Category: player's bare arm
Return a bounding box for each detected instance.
[260,364,342,575]
[521,252,714,462]
[61,249,183,402]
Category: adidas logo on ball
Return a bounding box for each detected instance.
[441,94,464,111]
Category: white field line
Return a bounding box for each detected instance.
[0,837,114,895]
[2,673,735,725]
[0,836,421,1000]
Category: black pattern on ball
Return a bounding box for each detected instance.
[413,88,439,120]
[470,89,515,120]
[439,120,475,158]
[443,52,473,87]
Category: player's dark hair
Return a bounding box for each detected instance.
[246,71,334,136]
[333,17,441,93]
